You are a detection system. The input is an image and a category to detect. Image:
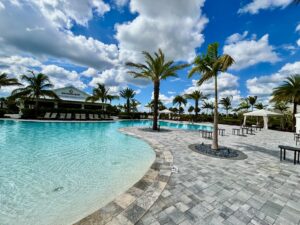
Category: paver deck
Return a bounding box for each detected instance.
[122,125,300,225]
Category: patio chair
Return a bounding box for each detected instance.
[75,114,81,120]
[94,114,99,120]
[89,114,94,120]
[81,114,86,120]
[44,112,51,119]
[59,113,66,120]
[50,113,57,119]
[66,113,72,120]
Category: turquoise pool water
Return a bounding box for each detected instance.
[0,120,211,225]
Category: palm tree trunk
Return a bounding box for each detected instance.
[195,100,198,116]
[153,80,160,130]
[127,99,130,114]
[212,75,219,150]
[35,98,39,118]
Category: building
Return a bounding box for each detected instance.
[20,86,109,112]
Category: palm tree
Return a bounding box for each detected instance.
[0,73,22,89]
[107,94,119,103]
[120,88,136,114]
[10,71,59,116]
[173,95,187,113]
[188,105,195,114]
[126,49,187,130]
[130,99,140,112]
[271,75,300,128]
[274,101,289,113]
[86,83,118,103]
[254,103,267,110]
[238,98,251,112]
[219,96,232,117]
[189,43,234,150]
[202,101,214,114]
[184,91,207,116]
[247,96,258,111]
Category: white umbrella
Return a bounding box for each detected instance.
[159,109,172,114]
[243,109,283,129]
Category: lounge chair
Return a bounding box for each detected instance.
[44,112,51,119]
[59,113,66,120]
[50,113,57,119]
[89,114,94,120]
[100,114,104,120]
[81,114,86,120]
[94,114,99,120]
[75,114,81,120]
[66,113,72,120]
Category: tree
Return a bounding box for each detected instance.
[173,95,187,113]
[274,101,289,113]
[271,75,300,129]
[188,105,195,114]
[86,83,118,103]
[10,71,59,116]
[130,99,140,112]
[0,73,22,89]
[254,103,267,110]
[247,96,258,111]
[120,88,136,114]
[126,49,187,130]
[238,98,251,112]
[219,96,232,117]
[189,43,234,150]
[184,90,207,116]
[202,101,214,114]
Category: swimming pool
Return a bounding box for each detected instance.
[0,120,211,225]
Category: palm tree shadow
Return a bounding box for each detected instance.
[231,142,279,158]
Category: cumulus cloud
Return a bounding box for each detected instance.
[115,0,208,63]
[223,33,280,70]
[151,92,174,105]
[183,72,241,106]
[0,1,119,71]
[238,0,293,14]
[246,61,300,102]
[114,0,129,8]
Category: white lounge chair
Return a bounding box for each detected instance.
[89,114,94,120]
[81,114,86,120]
[59,113,66,119]
[94,114,99,120]
[75,114,80,120]
[66,113,72,120]
[50,113,57,119]
[44,112,51,119]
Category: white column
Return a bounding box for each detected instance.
[263,116,268,129]
[81,104,85,110]
[243,116,247,126]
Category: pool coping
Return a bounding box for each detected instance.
[73,127,173,225]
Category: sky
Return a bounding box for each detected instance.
[0,0,300,111]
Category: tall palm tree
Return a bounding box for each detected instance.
[173,95,187,113]
[130,99,140,112]
[86,83,118,103]
[219,96,232,117]
[188,43,234,150]
[247,96,258,111]
[202,101,214,114]
[274,101,289,113]
[271,75,300,128]
[120,88,136,114]
[0,73,22,89]
[10,71,59,115]
[238,98,251,112]
[184,90,207,116]
[126,49,187,130]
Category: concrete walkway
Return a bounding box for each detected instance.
[123,125,300,225]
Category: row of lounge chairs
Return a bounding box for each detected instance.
[43,112,112,120]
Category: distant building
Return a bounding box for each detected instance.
[20,86,109,111]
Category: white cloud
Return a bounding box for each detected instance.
[183,72,241,106]
[223,33,280,70]
[296,24,300,33]
[225,31,248,44]
[0,1,5,10]
[246,61,300,102]
[114,0,129,8]
[81,68,99,77]
[115,0,208,63]
[151,92,174,105]
[238,0,293,14]
[0,1,119,71]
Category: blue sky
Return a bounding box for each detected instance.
[0,0,300,110]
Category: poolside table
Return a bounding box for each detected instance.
[218,128,225,136]
[279,145,300,165]
[232,128,241,136]
[294,133,300,141]
[247,127,255,135]
[202,130,213,139]
[241,127,248,135]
